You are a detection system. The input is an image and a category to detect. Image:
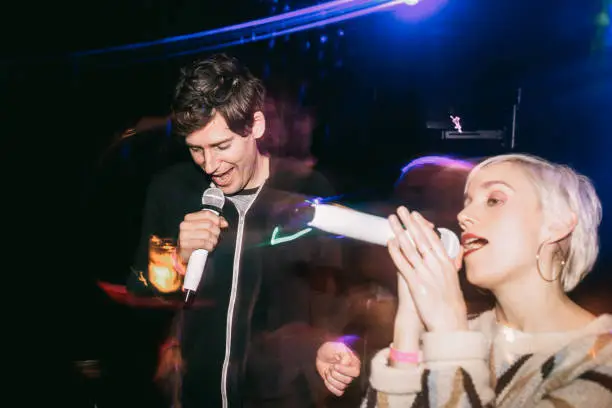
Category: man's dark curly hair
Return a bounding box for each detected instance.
[171,54,265,138]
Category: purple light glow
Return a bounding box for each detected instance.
[400,155,474,176]
[394,0,447,21]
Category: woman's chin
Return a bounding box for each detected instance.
[465,268,493,290]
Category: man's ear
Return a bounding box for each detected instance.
[252,111,266,140]
[546,211,577,244]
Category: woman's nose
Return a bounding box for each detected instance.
[457,209,475,230]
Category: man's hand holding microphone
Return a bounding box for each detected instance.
[177,210,229,265]
[176,187,227,303]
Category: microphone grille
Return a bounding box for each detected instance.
[438,228,461,259]
[202,187,225,211]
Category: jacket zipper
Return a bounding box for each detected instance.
[220,184,264,408]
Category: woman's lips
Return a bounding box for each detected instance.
[461,233,488,257]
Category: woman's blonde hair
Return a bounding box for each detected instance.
[466,153,602,292]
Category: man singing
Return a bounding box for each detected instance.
[127,53,359,407]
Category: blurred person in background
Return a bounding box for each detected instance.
[316,155,494,400]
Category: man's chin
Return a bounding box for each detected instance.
[215,183,239,195]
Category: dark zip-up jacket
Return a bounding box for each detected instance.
[127,157,343,408]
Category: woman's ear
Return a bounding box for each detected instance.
[546,211,577,244]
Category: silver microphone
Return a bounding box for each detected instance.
[182,187,225,303]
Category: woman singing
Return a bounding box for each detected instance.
[364,153,612,407]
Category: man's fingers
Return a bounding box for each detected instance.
[329,367,354,384]
[179,238,219,254]
[336,351,360,377]
[324,379,344,396]
[325,369,348,395]
[334,363,360,379]
[181,219,221,232]
[220,216,229,228]
[181,224,221,238]
[184,211,221,223]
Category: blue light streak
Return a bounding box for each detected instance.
[71,0,416,64]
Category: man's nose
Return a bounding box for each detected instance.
[204,150,218,174]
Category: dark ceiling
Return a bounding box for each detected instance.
[5,0,603,60]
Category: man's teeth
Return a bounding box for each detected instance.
[215,170,231,181]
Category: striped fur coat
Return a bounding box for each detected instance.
[362,310,612,408]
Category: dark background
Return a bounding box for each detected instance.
[4,0,611,406]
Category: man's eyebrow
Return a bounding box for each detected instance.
[210,137,233,147]
[186,137,233,148]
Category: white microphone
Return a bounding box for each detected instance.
[304,203,461,258]
[182,187,225,303]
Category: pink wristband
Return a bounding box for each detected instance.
[389,347,420,364]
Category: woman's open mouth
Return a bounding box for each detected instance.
[462,233,488,257]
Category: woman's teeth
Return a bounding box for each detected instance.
[463,238,488,251]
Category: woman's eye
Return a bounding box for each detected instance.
[487,197,501,206]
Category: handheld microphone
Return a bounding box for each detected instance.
[298,203,461,258]
[182,187,225,303]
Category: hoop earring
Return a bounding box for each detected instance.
[535,241,565,283]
